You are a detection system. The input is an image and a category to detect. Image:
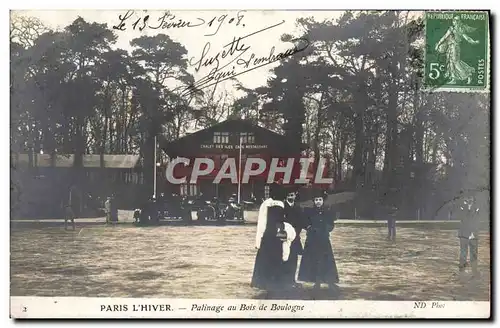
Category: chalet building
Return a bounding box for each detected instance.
[10,119,311,219]
[159,118,307,201]
[11,153,143,219]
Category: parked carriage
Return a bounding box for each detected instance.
[133,195,251,226]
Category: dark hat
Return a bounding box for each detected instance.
[269,182,286,200]
[283,185,299,198]
[312,188,328,200]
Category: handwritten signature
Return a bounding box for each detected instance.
[112,10,246,36]
[180,21,310,97]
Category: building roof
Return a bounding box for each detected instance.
[11,153,141,169]
[160,118,308,157]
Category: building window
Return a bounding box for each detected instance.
[240,132,255,144]
[110,171,117,182]
[125,172,136,184]
[180,183,198,196]
[127,172,139,184]
[180,184,187,196]
[190,184,198,196]
[213,132,230,144]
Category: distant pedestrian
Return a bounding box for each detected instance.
[104,196,114,225]
[458,196,480,278]
[133,208,141,223]
[64,204,76,230]
[387,206,397,242]
[104,197,111,224]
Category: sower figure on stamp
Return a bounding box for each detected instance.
[435,16,480,85]
[298,189,339,290]
[251,183,296,291]
[282,188,306,288]
[458,195,480,278]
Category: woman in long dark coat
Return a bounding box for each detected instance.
[251,184,296,290]
[298,190,339,289]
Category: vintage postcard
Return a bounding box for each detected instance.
[10,9,491,319]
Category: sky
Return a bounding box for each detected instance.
[16,10,345,98]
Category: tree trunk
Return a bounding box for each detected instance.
[313,108,322,166]
[383,86,399,188]
[364,135,377,188]
[337,132,348,182]
[414,115,424,164]
[352,112,364,188]
[142,132,155,200]
[284,90,305,152]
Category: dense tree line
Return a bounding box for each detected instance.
[10,11,489,218]
[235,12,489,218]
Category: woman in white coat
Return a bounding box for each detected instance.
[251,183,296,291]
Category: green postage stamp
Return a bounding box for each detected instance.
[424,11,490,92]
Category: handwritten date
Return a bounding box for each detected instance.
[112,10,246,36]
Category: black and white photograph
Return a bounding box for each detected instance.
[9,9,491,319]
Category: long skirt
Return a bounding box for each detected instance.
[251,235,286,290]
[445,42,475,81]
[298,233,339,284]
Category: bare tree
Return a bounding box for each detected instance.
[10,13,50,48]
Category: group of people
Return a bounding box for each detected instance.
[251,184,339,291]
[249,184,483,290]
[133,193,192,225]
[196,193,245,222]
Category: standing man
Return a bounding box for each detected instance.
[387,205,398,242]
[104,196,112,225]
[458,195,480,277]
[283,188,305,288]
